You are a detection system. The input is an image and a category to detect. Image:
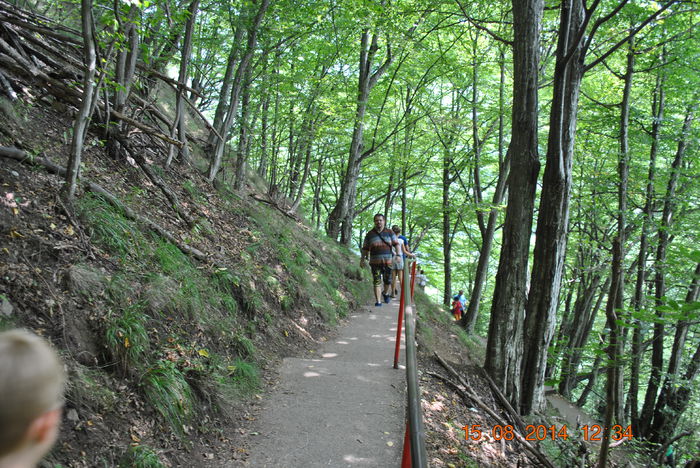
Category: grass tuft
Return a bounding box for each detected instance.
[105,303,150,372]
[77,193,147,259]
[118,445,166,468]
[140,359,193,435]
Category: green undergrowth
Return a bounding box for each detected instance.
[72,188,366,440]
[118,445,166,468]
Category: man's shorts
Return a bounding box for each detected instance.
[371,265,392,286]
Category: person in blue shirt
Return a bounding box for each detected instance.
[453,290,467,308]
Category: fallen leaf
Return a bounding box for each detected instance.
[130,434,140,442]
[198,349,210,357]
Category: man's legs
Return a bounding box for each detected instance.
[382,265,393,303]
[371,266,383,306]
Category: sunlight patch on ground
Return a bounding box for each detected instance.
[343,454,375,463]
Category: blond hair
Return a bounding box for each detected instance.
[0,329,66,456]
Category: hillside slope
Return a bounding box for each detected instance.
[0,74,371,465]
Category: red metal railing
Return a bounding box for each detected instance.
[393,259,427,467]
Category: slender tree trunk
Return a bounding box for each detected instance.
[463,50,508,333]
[648,262,700,444]
[258,56,270,179]
[484,0,543,408]
[208,0,270,182]
[442,146,452,306]
[166,0,199,167]
[638,100,696,438]
[629,60,664,436]
[326,30,391,244]
[558,271,608,398]
[107,4,139,159]
[208,20,245,147]
[639,99,698,439]
[233,65,254,190]
[598,41,635,467]
[64,0,95,199]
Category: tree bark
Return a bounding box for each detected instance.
[638,99,697,438]
[520,0,585,416]
[484,0,542,409]
[64,0,95,199]
[325,29,392,244]
[207,0,270,182]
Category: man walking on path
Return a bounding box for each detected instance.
[360,213,398,306]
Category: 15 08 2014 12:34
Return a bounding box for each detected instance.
[462,424,634,442]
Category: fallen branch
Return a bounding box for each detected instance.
[433,353,556,468]
[0,14,81,46]
[111,110,183,147]
[0,68,17,100]
[481,368,527,434]
[655,431,693,464]
[0,146,208,262]
[117,136,196,228]
[249,193,299,221]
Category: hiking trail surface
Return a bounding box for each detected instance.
[240,301,406,467]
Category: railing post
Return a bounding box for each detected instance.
[401,421,412,468]
[409,260,417,301]
[393,272,406,369]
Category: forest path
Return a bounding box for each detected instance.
[240,301,406,467]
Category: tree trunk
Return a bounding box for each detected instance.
[207,0,269,183]
[598,40,635,467]
[107,4,139,159]
[629,62,664,436]
[64,0,95,199]
[463,49,508,333]
[208,19,245,148]
[639,99,698,440]
[442,146,452,307]
[233,64,254,190]
[648,262,700,444]
[326,29,391,244]
[484,0,543,409]
[166,0,199,167]
[558,272,609,398]
[638,100,696,438]
[520,0,585,416]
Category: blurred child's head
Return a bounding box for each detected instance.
[0,329,65,466]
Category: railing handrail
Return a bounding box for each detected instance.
[400,259,428,467]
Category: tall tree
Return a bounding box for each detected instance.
[484,0,543,408]
[326,28,392,244]
[64,0,96,199]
